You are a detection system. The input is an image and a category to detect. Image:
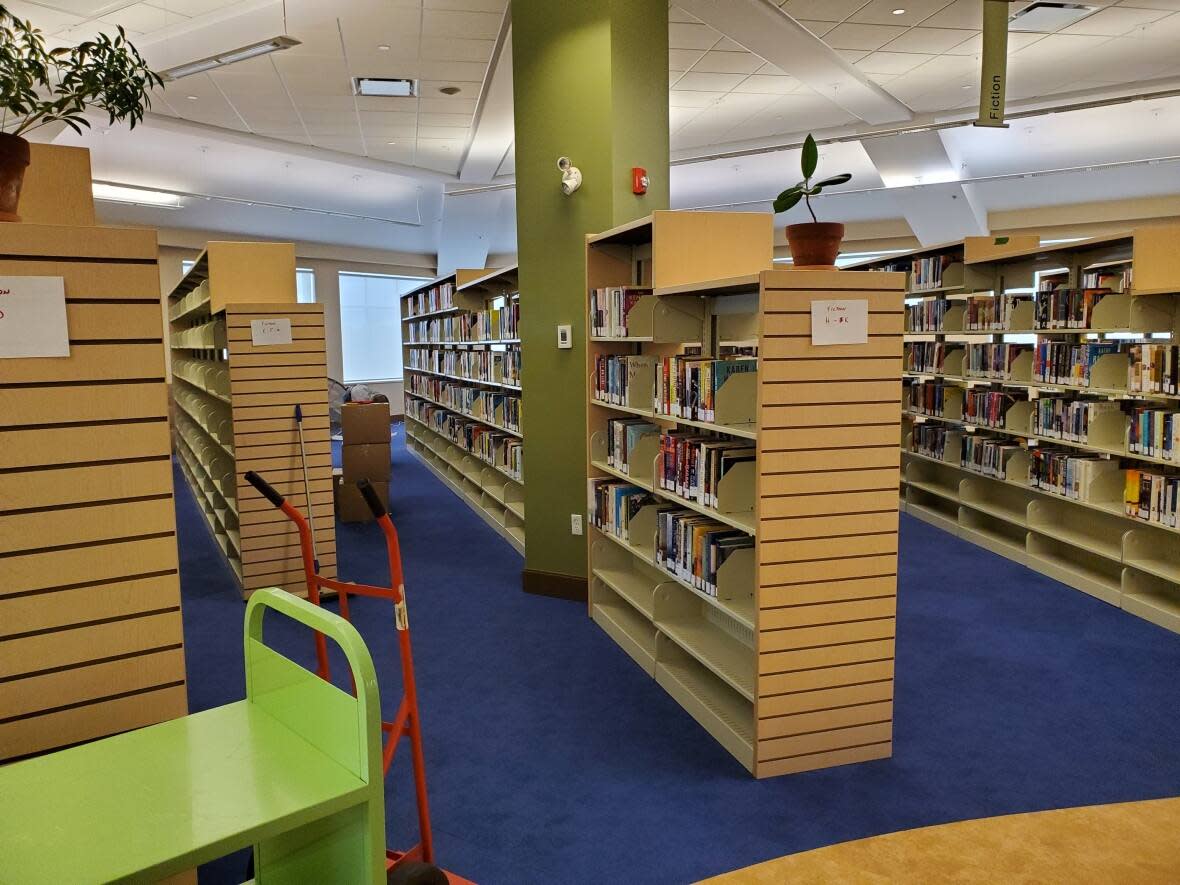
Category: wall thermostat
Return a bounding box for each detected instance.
[557,324,572,349]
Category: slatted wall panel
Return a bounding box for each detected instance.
[0,225,187,761]
[754,269,905,778]
[227,304,337,597]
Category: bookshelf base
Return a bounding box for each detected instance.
[406,438,524,556]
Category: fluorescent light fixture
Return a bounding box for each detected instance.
[354,77,416,97]
[92,183,182,209]
[161,36,301,81]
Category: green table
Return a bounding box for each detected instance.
[0,589,386,884]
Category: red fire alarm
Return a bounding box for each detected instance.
[632,167,649,195]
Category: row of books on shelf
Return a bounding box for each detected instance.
[1128,408,1180,461]
[905,341,952,374]
[1032,397,1118,445]
[407,347,521,386]
[1129,343,1179,395]
[604,418,754,514]
[592,353,755,425]
[403,281,455,317]
[1078,266,1131,292]
[910,254,956,291]
[405,301,520,344]
[590,286,650,337]
[1032,341,1117,386]
[406,398,523,481]
[1034,288,1110,330]
[963,294,1025,332]
[588,478,752,597]
[965,389,1020,428]
[913,426,1180,528]
[906,381,955,418]
[965,343,1029,380]
[406,375,523,433]
[1125,469,1179,527]
[905,299,951,332]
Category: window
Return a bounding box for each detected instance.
[296,267,316,303]
[181,259,195,273]
[339,272,426,382]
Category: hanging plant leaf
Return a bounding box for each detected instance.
[801,134,819,179]
[772,187,804,214]
[812,173,852,189]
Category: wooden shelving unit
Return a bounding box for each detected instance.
[872,227,1180,636]
[0,224,187,760]
[401,265,526,554]
[585,211,906,777]
[167,242,337,599]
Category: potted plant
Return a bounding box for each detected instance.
[773,134,853,268]
[0,6,161,221]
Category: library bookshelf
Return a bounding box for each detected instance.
[586,211,906,777]
[402,265,526,554]
[166,242,337,599]
[0,224,187,760]
[869,227,1180,636]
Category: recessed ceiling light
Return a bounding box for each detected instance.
[354,77,416,97]
[377,44,390,51]
[92,182,182,209]
[891,7,906,14]
[439,86,461,95]
[186,95,198,100]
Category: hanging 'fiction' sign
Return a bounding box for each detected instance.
[975,0,1010,128]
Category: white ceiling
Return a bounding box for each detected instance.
[10,0,1180,255]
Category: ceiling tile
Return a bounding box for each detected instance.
[865,72,900,85]
[3,1,83,32]
[417,124,470,139]
[920,0,983,28]
[418,96,478,115]
[945,30,1046,54]
[1062,6,1170,34]
[690,50,764,74]
[673,71,749,91]
[670,48,707,71]
[796,20,836,37]
[419,79,483,100]
[881,26,976,53]
[310,136,367,154]
[712,37,749,52]
[832,48,872,62]
[418,112,472,127]
[823,23,908,50]
[1116,0,1180,9]
[669,6,702,24]
[732,74,804,94]
[99,2,188,32]
[423,0,507,11]
[353,94,420,112]
[417,60,489,81]
[417,36,496,62]
[781,0,872,22]
[857,51,936,74]
[669,21,722,50]
[670,105,704,132]
[669,89,725,108]
[848,0,956,26]
[420,8,501,39]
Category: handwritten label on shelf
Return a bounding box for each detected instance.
[250,318,292,346]
[0,276,69,358]
[810,299,868,346]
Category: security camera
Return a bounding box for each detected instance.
[558,156,582,196]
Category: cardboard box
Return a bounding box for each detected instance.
[335,475,390,523]
[341,401,391,444]
[342,442,391,482]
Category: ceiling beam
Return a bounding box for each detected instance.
[459,18,515,183]
[675,0,912,126]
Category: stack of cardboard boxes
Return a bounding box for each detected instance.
[335,401,391,522]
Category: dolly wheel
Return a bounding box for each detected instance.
[388,860,449,885]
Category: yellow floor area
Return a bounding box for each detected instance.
[703,798,1180,884]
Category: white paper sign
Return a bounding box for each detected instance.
[811,299,868,346]
[0,276,69,358]
[250,318,292,346]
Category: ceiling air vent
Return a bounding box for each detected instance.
[1009,2,1097,32]
[353,78,416,97]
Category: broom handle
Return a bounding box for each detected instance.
[295,404,320,570]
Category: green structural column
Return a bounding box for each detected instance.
[513,0,669,598]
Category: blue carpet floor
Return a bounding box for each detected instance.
[180,427,1180,884]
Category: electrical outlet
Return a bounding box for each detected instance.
[557,324,572,349]
[570,513,583,535]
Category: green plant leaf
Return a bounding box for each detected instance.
[772,188,803,214]
[801,133,818,179]
[812,173,852,189]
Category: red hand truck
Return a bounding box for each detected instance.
[244,470,468,884]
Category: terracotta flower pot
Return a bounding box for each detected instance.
[0,132,31,223]
[786,222,845,269]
